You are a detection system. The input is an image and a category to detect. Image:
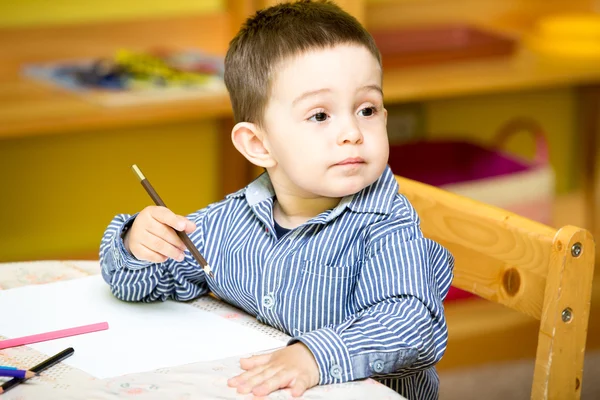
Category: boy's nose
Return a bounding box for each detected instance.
[337,118,364,145]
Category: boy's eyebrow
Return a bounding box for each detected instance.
[358,84,384,97]
[292,88,331,107]
[292,85,383,107]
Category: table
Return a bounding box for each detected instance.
[0,260,405,400]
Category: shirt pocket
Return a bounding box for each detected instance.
[294,260,362,328]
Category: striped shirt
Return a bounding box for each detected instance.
[100,165,454,400]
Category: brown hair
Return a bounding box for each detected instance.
[224,0,381,126]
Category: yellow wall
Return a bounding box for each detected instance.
[0,121,219,262]
[0,0,222,28]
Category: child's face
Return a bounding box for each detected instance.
[261,44,389,200]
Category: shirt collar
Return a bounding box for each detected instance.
[227,165,398,222]
[226,172,274,205]
[345,165,398,216]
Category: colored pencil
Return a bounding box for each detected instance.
[0,366,17,370]
[0,369,35,379]
[131,164,213,278]
[0,347,74,394]
[0,322,108,350]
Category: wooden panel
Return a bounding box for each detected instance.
[365,0,596,34]
[380,47,600,104]
[396,176,556,320]
[532,227,595,399]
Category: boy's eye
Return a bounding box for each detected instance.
[309,112,329,122]
[359,106,377,117]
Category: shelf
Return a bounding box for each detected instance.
[4,13,600,139]
[0,13,234,138]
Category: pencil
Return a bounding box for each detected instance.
[0,368,36,379]
[0,322,108,350]
[0,347,74,394]
[130,164,214,278]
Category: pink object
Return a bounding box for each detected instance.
[0,322,109,350]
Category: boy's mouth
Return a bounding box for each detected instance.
[335,157,365,166]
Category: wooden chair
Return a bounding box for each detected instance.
[395,175,595,400]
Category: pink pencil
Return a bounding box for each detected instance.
[0,322,109,350]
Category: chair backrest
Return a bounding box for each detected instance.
[395,175,595,400]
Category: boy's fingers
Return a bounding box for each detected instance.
[151,207,193,232]
[184,219,197,234]
[252,370,295,397]
[147,220,186,252]
[238,366,282,393]
[227,365,268,388]
[143,230,185,261]
[290,377,310,397]
[131,243,168,263]
[240,354,271,370]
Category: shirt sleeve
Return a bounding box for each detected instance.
[290,224,454,385]
[98,209,210,303]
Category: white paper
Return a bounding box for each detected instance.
[0,276,284,379]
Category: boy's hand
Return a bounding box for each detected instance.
[227,342,319,397]
[124,206,196,263]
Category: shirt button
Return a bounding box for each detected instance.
[262,294,275,309]
[371,359,385,373]
[330,364,342,379]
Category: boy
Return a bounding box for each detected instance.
[99,1,454,399]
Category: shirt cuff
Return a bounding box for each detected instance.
[112,214,152,271]
[290,328,353,385]
[348,348,419,378]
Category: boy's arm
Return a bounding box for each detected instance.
[291,226,454,385]
[99,211,209,302]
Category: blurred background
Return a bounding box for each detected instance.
[0,0,599,398]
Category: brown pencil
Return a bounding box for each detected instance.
[131,164,214,278]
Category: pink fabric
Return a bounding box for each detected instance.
[388,141,530,186]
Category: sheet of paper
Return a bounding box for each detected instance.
[0,275,284,379]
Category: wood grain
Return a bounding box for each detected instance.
[532,227,595,399]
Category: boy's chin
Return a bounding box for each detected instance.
[318,179,374,198]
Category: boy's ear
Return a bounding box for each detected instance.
[231,122,276,168]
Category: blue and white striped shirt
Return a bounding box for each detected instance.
[100,166,454,400]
